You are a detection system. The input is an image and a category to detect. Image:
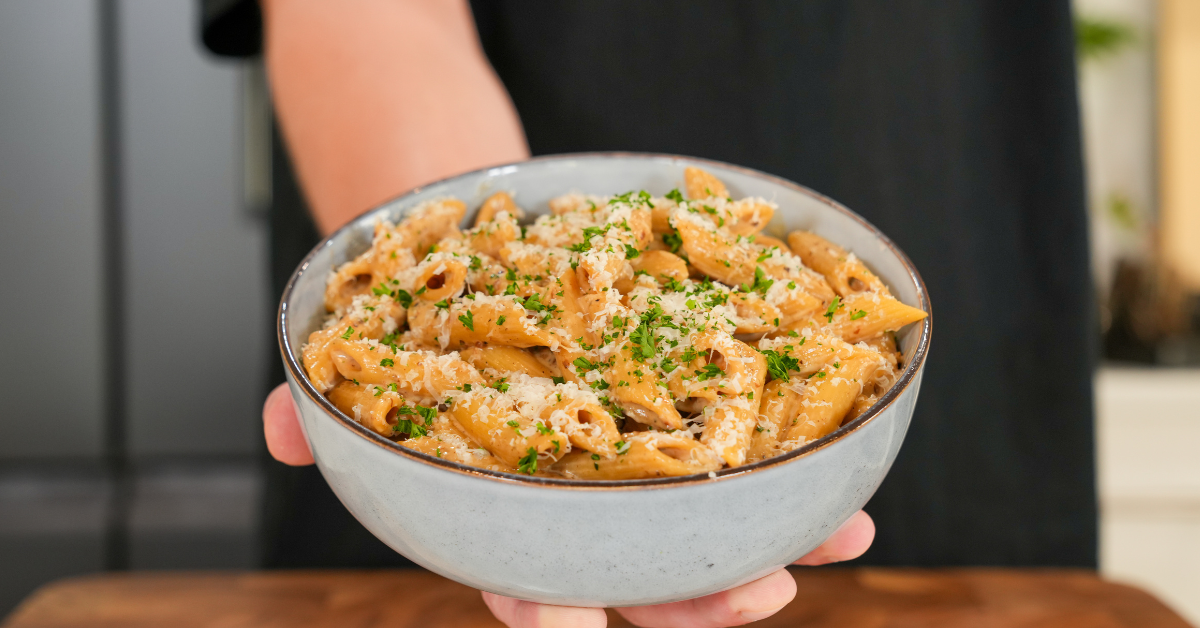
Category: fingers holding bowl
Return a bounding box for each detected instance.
[263,383,315,466]
[792,510,875,566]
[481,592,608,628]
[614,568,796,628]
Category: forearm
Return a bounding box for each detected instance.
[261,0,529,234]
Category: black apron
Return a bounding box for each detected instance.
[204,0,1097,569]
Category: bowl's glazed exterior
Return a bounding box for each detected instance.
[279,153,931,607]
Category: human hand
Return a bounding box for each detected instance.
[263,384,875,627]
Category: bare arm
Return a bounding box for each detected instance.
[261,0,529,235]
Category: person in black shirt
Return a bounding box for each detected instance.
[205,2,1097,627]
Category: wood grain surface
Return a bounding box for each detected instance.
[2,568,1192,628]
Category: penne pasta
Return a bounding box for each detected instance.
[553,432,722,480]
[447,388,568,469]
[302,294,405,393]
[685,166,729,200]
[787,230,888,297]
[779,351,883,447]
[304,171,926,477]
[819,292,928,344]
[327,380,409,437]
[606,340,685,431]
[460,345,559,381]
[474,191,522,227]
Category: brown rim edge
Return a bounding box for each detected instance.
[278,152,932,491]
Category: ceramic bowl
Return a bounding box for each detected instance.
[278,153,931,607]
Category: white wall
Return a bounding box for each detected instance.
[1074,0,1157,299]
[1097,367,1200,624]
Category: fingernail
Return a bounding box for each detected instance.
[740,606,785,622]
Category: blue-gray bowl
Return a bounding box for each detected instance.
[278,153,931,607]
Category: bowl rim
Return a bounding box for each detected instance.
[278,151,932,491]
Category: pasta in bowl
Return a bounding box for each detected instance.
[279,154,931,605]
[302,167,925,479]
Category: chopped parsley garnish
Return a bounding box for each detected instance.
[823,296,843,323]
[535,421,553,435]
[458,309,475,331]
[740,266,774,296]
[505,268,517,281]
[496,315,507,326]
[415,405,437,425]
[849,309,868,321]
[393,419,426,438]
[521,293,549,312]
[662,230,683,253]
[695,363,725,381]
[665,188,685,203]
[495,379,510,393]
[340,326,355,340]
[380,358,394,367]
[434,299,450,309]
[469,255,482,270]
[567,225,607,253]
[611,190,655,207]
[615,440,631,455]
[624,243,640,259]
[506,419,521,430]
[662,277,686,292]
[760,349,800,382]
[393,405,434,437]
[704,292,729,308]
[551,376,565,384]
[518,447,538,474]
[629,322,656,361]
[572,357,599,372]
[756,248,776,262]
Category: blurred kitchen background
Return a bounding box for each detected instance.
[0,0,1197,622]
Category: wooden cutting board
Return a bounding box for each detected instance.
[3,568,1192,628]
